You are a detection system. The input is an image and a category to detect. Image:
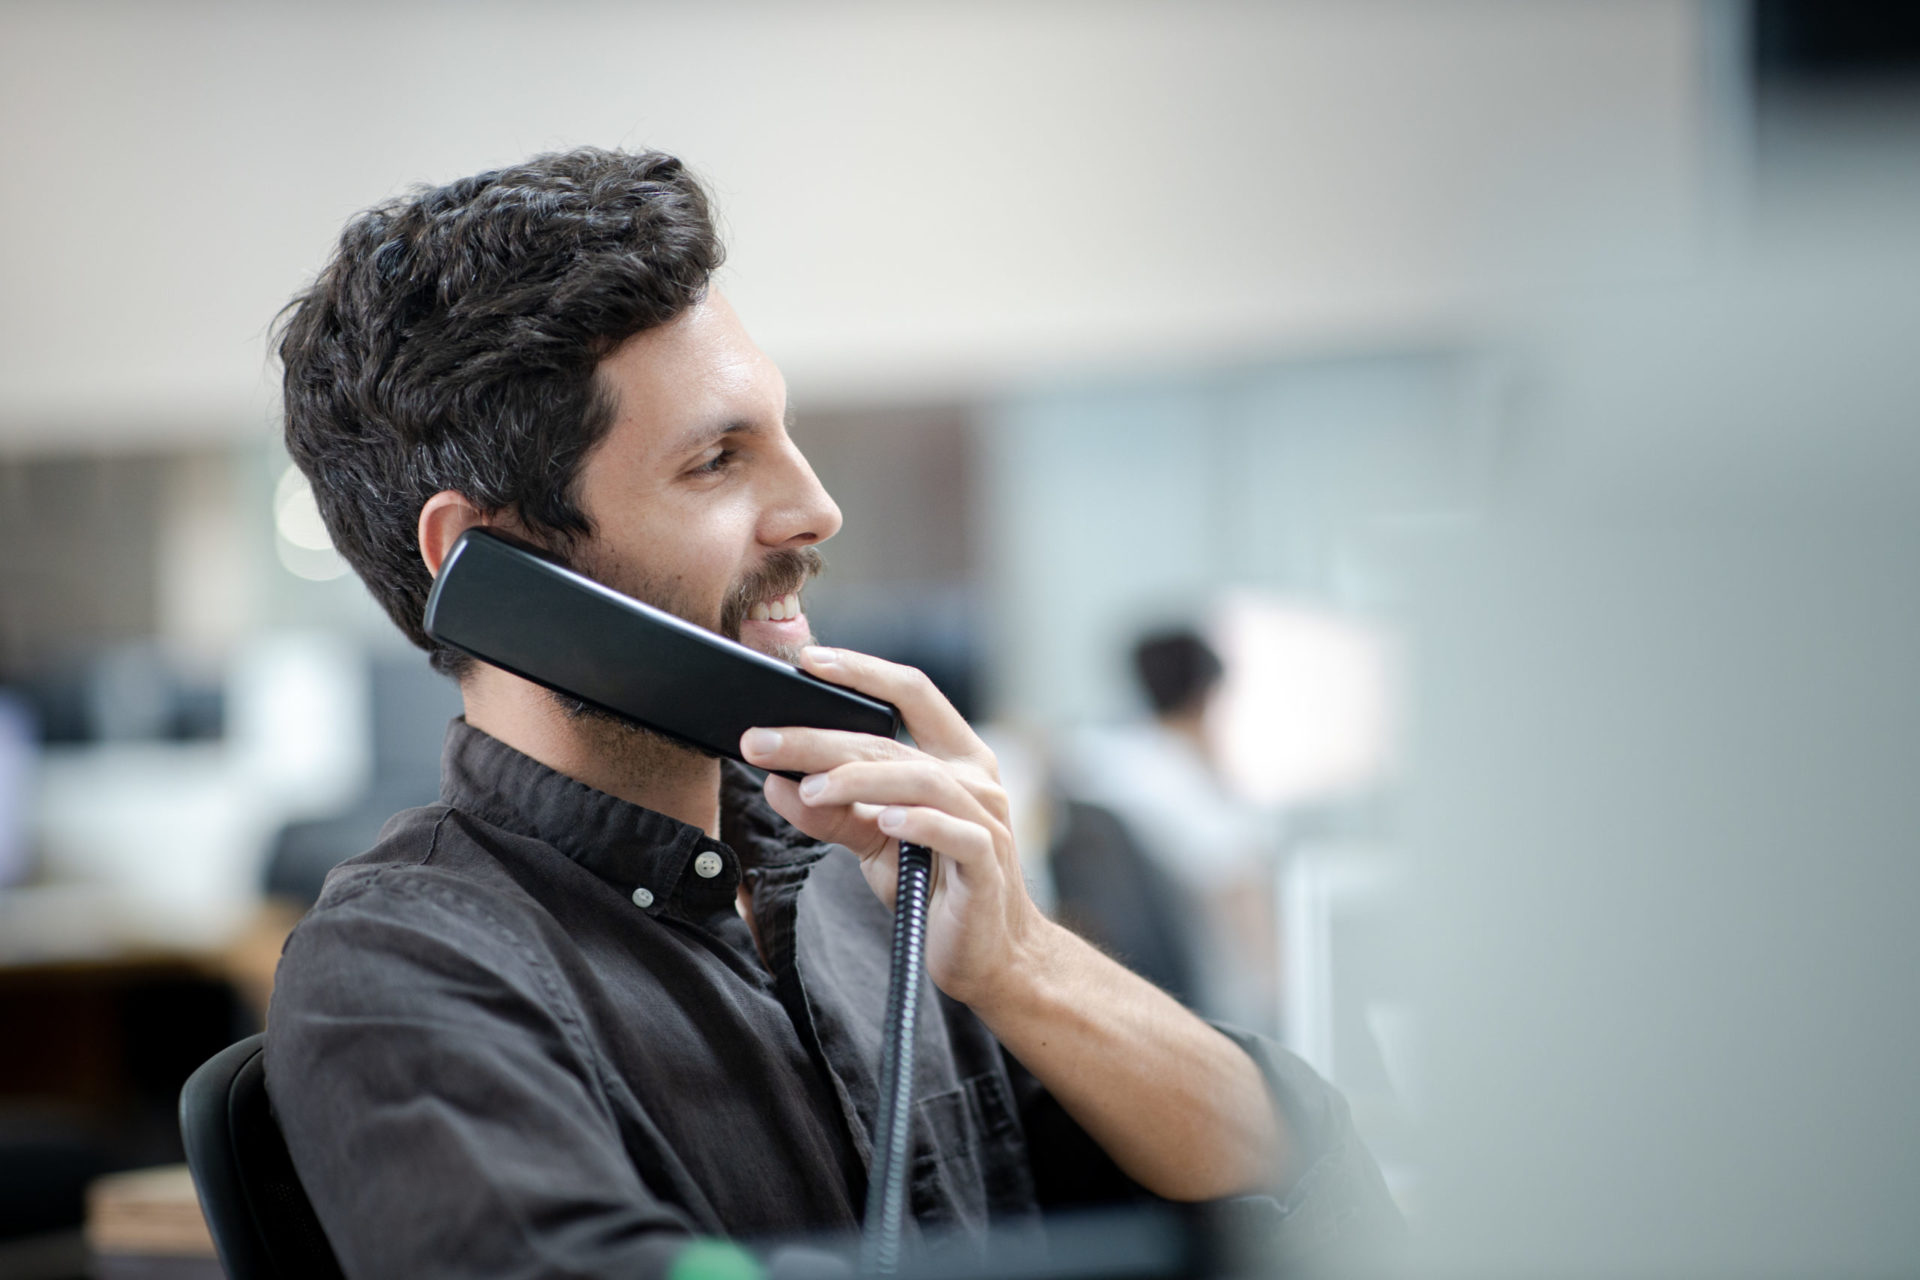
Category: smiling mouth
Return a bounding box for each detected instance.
[746,591,803,623]
[721,546,824,640]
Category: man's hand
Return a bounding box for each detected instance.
[739,645,1044,1009]
[742,645,1290,1203]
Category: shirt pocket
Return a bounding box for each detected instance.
[909,1070,1036,1238]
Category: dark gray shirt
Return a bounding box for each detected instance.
[266,720,1397,1278]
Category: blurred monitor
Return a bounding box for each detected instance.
[0,689,37,887]
[1755,0,1920,83]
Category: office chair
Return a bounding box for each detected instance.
[179,1033,344,1280]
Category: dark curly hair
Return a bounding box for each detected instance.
[276,147,724,675]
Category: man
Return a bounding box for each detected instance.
[1056,630,1282,1036]
[268,148,1397,1277]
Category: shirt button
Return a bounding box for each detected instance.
[631,886,655,908]
[693,851,724,880]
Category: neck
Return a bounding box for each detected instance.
[1159,708,1212,765]
[460,666,723,836]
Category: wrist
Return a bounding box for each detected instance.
[958,906,1070,1024]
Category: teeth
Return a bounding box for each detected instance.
[750,592,802,624]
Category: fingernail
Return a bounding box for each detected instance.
[798,774,826,801]
[802,646,839,667]
[878,807,906,832]
[742,728,781,756]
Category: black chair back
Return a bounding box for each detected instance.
[179,1033,344,1280]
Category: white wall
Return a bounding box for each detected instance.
[0,0,1710,451]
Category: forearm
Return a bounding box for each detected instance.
[970,916,1286,1201]
[739,649,1288,1202]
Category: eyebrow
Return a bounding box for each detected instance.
[667,418,762,458]
[666,404,796,458]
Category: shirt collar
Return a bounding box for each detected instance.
[439,718,828,915]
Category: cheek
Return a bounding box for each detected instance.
[642,497,761,599]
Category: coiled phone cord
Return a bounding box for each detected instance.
[858,840,934,1276]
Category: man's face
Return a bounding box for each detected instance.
[565,292,842,665]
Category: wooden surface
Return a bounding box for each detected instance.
[86,1165,215,1258]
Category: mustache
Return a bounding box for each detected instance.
[719,546,824,640]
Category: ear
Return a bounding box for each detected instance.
[418,490,486,577]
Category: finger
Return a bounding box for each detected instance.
[739,724,920,776]
[797,647,989,766]
[796,759,1002,838]
[761,724,1007,826]
[874,806,999,882]
[761,773,892,860]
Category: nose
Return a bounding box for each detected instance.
[761,438,843,550]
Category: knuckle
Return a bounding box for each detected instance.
[958,774,1009,816]
[843,734,884,762]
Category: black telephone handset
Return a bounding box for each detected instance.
[422,528,901,779]
[423,526,927,1272]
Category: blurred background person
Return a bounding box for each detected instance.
[1050,627,1282,1037]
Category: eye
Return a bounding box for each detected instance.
[691,447,738,476]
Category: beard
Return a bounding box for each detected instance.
[540,538,826,768]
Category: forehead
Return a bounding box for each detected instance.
[591,292,785,460]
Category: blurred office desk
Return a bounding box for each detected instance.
[0,882,270,1132]
[0,880,295,1009]
[0,883,267,1275]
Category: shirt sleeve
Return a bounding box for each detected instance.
[1206,1022,1407,1267]
[265,867,697,1280]
[1006,1021,1404,1268]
